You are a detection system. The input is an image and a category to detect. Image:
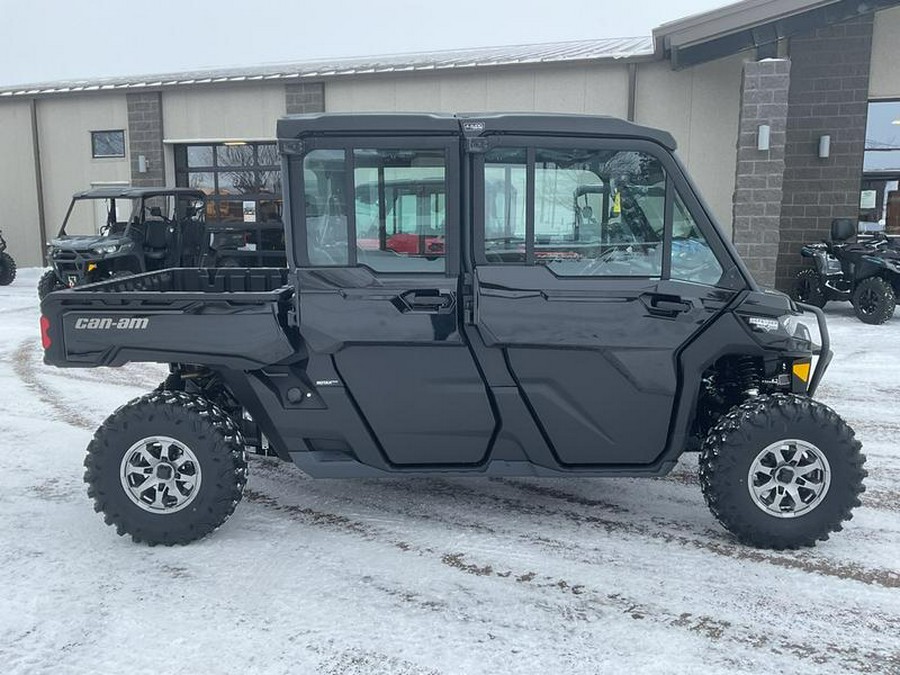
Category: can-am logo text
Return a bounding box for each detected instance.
[74,317,149,330]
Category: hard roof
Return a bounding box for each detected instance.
[0,37,653,99]
[72,187,206,200]
[653,0,900,68]
[277,113,677,150]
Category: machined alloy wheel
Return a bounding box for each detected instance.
[120,436,202,513]
[747,439,831,518]
[700,394,865,549]
[85,391,247,545]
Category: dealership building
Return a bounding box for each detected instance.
[2,0,900,289]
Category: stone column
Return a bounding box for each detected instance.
[776,15,873,290]
[731,59,790,290]
[126,92,165,188]
[285,83,325,114]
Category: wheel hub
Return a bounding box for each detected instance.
[120,436,202,514]
[747,439,831,519]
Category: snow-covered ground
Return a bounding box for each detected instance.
[0,267,898,675]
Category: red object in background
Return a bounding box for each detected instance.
[40,315,51,349]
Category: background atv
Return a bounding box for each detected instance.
[0,229,16,285]
[791,218,900,324]
[39,188,207,299]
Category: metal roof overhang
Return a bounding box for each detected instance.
[654,0,900,69]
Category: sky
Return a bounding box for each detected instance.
[0,0,731,87]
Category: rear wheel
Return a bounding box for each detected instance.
[699,394,865,549]
[84,391,247,545]
[0,251,16,285]
[790,268,826,308]
[37,269,64,300]
[852,276,895,325]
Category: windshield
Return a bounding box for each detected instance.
[58,197,139,237]
[58,194,205,238]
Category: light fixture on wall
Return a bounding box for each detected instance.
[223,140,247,146]
[818,135,831,159]
[137,155,148,173]
[757,124,771,151]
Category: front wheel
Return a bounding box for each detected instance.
[37,269,64,300]
[852,276,895,325]
[84,391,247,545]
[699,394,865,549]
[790,268,826,308]
[0,251,16,285]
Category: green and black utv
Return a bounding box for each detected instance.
[39,188,207,299]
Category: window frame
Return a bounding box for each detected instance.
[473,136,737,285]
[90,130,126,159]
[288,135,460,276]
[174,141,283,224]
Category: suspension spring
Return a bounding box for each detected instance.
[736,356,761,394]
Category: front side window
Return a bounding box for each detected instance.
[535,148,664,276]
[91,130,126,158]
[484,148,666,276]
[671,192,724,286]
[484,149,527,262]
[482,146,730,285]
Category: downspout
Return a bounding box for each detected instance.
[30,98,48,265]
[627,63,637,122]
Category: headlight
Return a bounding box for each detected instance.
[742,312,821,351]
[92,244,120,255]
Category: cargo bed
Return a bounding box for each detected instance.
[40,268,296,369]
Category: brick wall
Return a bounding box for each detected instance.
[126,92,165,187]
[775,15,873,289]
[732,59,790,289]
[285,83,325,114]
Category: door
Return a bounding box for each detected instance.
[289,138,495,466]
[472,140,741,466]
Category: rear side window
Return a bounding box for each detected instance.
[303,149,350,266]
[300,147,447,271]
[354,149,446,272]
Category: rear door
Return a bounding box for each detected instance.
[288,135,496,466]
[472,138,741,466]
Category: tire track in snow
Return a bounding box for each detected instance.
[241,485,900,674]
[11,340,93,431]
[249,458,900,591]
[489,478,900,590]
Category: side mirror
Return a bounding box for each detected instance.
[149,206,163,218]
[830,218,856,242]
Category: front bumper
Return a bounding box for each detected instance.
[795,301,831,397]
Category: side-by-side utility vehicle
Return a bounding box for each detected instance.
[40,113,865,549]
[39,188,207,299]
[0,229,16,285]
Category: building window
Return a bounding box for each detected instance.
[175,141,285,265]
[91,130,126,158]
[864,101,900,172]
[174,141,282,224]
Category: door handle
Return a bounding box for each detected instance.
[641,293,692,317]
[396,289,455,314]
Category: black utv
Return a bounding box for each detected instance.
[0,229,16,285]
[791,217,900,324]
[38,188,207,299]
[40,113,865,550]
